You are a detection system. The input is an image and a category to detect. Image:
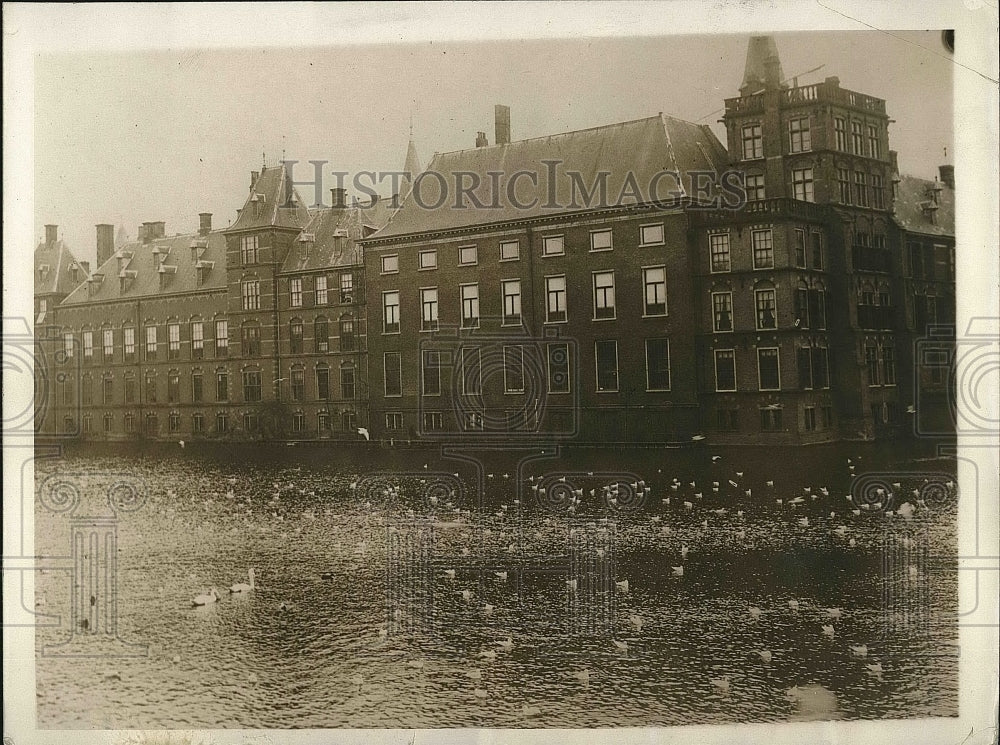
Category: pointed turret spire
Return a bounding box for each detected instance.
[398,135,423,203]
[740,36,786,96]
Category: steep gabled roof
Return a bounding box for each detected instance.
[34,238,90,297]
[280,198,396,274]
[892,174,955,238]
[61,230,228,305]
[226,164,312,232]
[371,113,729,239]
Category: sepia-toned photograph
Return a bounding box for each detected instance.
[4,3,998,743]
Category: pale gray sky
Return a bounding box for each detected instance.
[35,30,953,264]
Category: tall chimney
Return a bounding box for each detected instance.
[149,221,165,240]
[495,104,511,146]
[138,224,149,244]
[476,131,489,148]
[96,224,115,267]
[330,188,348,209]
[198,213,213,235]
[938,164,954,190]
[45,224,58,245]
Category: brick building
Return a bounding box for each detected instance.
[35,36,955,445]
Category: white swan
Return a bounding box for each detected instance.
[191,588,219,607]
[849,644,868,657]
[496,636,514,651]
[758,649,773,663]
[230,568,256,594]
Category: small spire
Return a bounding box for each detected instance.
[740,36,786,96]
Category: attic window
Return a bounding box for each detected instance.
[70,263,79,281]
[38,264,50,278]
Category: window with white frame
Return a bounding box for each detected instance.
[643,266,667,316]
[645,338,671,391]
[752,229,774,269]
[316,275,328,304]
[125,328,136,359]
[290,278,302,307]
[145,326,157,360]
[712,292,733,332]
[500,240,520,261]
[867,124,881,159]
[714,349,736,392]
[420,287,439,331]
[241,234,259,264]
[788,117,811,153]
[191,321,204,359]
[745,174,765,201]
[383,291,400,333]
[593,271,615,319]
[710,232,731,272]
[755,288,777,329]
[215,319,228,356]
[590,229,613,252]
[103,328,114,359]
[543,235,564,257]
[834,118,848,151]
[461,283,480,328]
[742,124,763,159]
[242,280,260,310]
[418,250,437,270]
[545,275,567,322]
[640,223,664,246]
[381,254,399,274]
[83,331,93,360]
[340,272,354,303]
[791,167,814,202]
[757,347,780,390]
[502,279,521,325]
[63,332,74,358]
[168,323,180,359]
[459,245,478,265]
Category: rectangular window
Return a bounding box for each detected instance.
[381,254,398,274]
[640,223,664,246]
[461,283,480,328]
[242,325,261,357]
[418,250,437,270]
[124,377,136,404]
[124,414,136,434]
[834,117,848,151]
[192,371,203,402]
[854,172,868,207]
[757,347,780,390]
[717,409,739,432]
[714,349,736,392]
[290,278,302,307]
[593,271,616,319]
[460,347,481,396]
[82,380,93,406]
[543,235,564,257]
[83,331,93,360]
[385,412,403,431]
[168,373,180,403]
[742,123,763,159]
[866,343,881,386]
[760,408,783,432]
[745,174,765,201]
[502,279,522,325]
[794,229,806,267]
[795,288,810,328]
[422,412,443,432]
[104,413,114,433]
[642,266,667,316]
[289,320,303,354]
[595,340,619,392]
[851,121,865,155]
[547,343,570,394]
[545,275,567,322]
[883,343,896,386]
[459,245,478,265]
[216,412,228,433]
[242,280,260,310]
[422,350,441,396]
[811,233,823,269]
[788,117,811,153]
[63,332,74,359]
[103,328,114,360]
[871,174,885,209]
[340,365,356,399]
[821,406,833,429]
[590,229,613,252]
[243,370,261,402]
[216,370,228,401]
[145,374,157,403]
[791,167,814,202]
[340,272,354,303]
[316,275,328,304]
[813,346,829,388]
[102,377,113,404]
[420,287,439,331]
[752,229,773,269]
[755,289,776,329]
[710,232,731,272]
[383,291,400,333]
[292,411,304,433]
[145,326,157,360]
[838,168,852,204]
[191,322,204,359]
[712,292,733,332]
[317,412,330,431]
[316,367,330,400]
[168,323,180,359]
[867,125,881,159]
[645,338,671,391]
[241,234,259,264]
[504,345,525,393]
[291,368,304,401]
[384,352,402,397]
[804,407,817,432]
[500,240,520,261]
[215,320,228,357]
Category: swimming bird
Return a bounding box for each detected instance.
[766,480,774,487]
[522,705,542,717]
[850,644,868,657]
[612,639,628,652]
[822,625,835,637]
[466,668,482,680]
[351,673,363,691]
[496,636,514,651]
[684,501,694,510]
[758,649,773,663]
[407,659,425,670]
[866,662,883,675]
[798,517,809,527]
[825,607,843,619]
[629,613,643,631]
[479,649,497,661]
[229,568,256,594]
[474,688,488,699]
[573,669,591,684]
[749,606,762,619]
[482,603,495,616]
[897,502,916,519]
[191,588,219,607]
[671,566,684,576]
[711,676,731,692]
[788,599,800,610]
[616,579,630,593]
[461,589,473,602]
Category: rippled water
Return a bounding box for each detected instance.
[34,443,958,728]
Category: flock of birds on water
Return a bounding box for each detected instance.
[38,451,955,721]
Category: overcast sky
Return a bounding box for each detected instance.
[34,30,953,264]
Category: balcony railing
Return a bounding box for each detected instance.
[725,83,886,116]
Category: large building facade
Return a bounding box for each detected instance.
[34,36,955,445]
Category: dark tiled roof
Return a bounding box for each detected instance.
[893,174,954,238]
[280,198,396,274]
[227,164,312,232]
[61,230,227,305]
[372,114,729,239]
[34,239,90,297]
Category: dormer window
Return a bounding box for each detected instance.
[70,263,79,282]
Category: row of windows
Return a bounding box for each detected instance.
[707,228,822,272]
[834,118,882,159]
[740,118,881,161]
[864,341,897,387]
[383,269,668,333]
[379,223,667,274]
[67,409,358,435]
[716,404,834,433]
[837,169,886,209]
[381,339,672,398]
[710,288,827,332]
[287,273,356,307]
[712,346,830,392]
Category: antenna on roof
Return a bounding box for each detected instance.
[262,150,266,169]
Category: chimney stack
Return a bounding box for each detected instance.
[199,212,213,235]
[138,224,149,244]
[96,224,115,267]
[495,104,511,146]
[476,131,488,148]
[330,188,348,209]
[45,224,58,245]
[146,221,165,240]
[938,164,954,190]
